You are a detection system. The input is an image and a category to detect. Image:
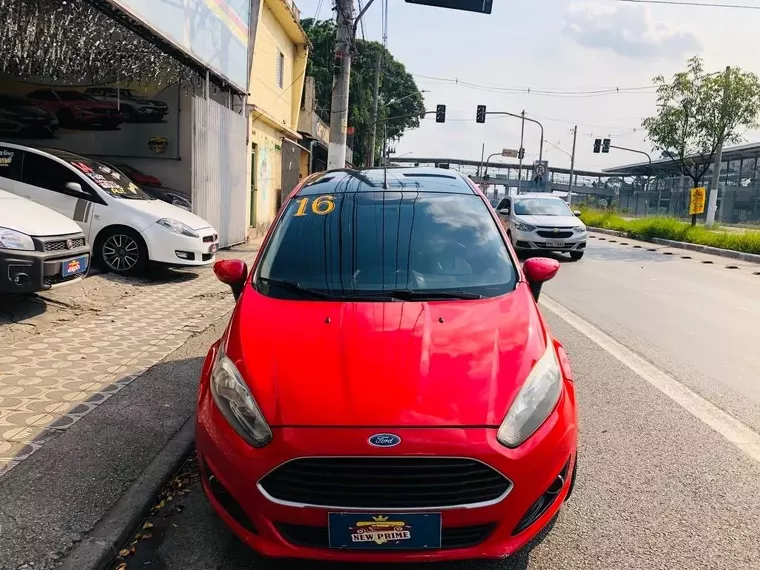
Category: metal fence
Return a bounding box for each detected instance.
[191,96,248,248]
[573,187,760,226]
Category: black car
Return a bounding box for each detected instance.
[0,93,59,137]
[99,161,192,210]
[141,185,191,210]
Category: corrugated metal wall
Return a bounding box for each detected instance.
[191,96,248,248]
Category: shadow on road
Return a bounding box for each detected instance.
[0,293,48,326]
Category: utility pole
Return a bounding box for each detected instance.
[706,65,731,227]
[517,111,526,194]
[568,125,578,207]
[478,143,485,177]
[327,0,356,170]
[367,60,381,167]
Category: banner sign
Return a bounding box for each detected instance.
[108,0,251,91]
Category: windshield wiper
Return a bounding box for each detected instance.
[258,278,337,299]
[386,289,485,301]
[258,278,395,301]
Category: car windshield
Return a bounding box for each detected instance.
[256,175,517,301]
[62,157,155,200]
[514,198,573,216]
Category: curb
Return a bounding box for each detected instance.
[59,415,196,570]
[588,227,760,265]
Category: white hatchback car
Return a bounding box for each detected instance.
[497,193,587,260]
[0,142,218,275]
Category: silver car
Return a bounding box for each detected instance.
[497,194,587,260]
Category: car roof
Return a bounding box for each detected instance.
[298,167,477,196]
[514,193,564,199]
[39,147,90,161]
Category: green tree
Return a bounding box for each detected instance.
[301,18,425,166]
[642,56,760,191]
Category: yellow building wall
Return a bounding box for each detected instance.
[251,123,282,232]
[247,0,309,232]
[249,1,296,129]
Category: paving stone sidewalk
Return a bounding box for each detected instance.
[0,241,260,477]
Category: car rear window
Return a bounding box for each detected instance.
[256,174,517,301]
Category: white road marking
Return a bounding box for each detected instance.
[541,294,760,464]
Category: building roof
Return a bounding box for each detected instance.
[604,141,760,176]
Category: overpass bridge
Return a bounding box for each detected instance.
[387,157,632,199]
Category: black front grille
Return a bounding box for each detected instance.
[275,522,495,550]
[43,237,86,252]
[202,253,213,261]
[43,271,85,287]
[536,230,574,239]
[259,458,511,509]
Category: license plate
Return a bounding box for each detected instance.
[546,241,565,248]
[328,512,442,550]
[208,243,218,253]
[61,255,88,277]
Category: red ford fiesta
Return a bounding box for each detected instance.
[196,167,577,562]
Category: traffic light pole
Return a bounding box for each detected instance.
[609,145,652,188]
[517,113,526,194]
[485,111,544,164]
[568,125,577,207]
[483,152,503,179]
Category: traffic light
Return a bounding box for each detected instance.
[593,138,602,153]
[476,105,486,124]
[602,138,611,153]
[405,0,493,14]
[518,148,525,160]
[436,104,446,123]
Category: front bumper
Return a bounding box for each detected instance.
[512,229,587,253]
[196,365,577,562]
[0,243,90,294]
[141,225,219,267]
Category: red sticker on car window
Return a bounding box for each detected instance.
[71,161,94,174]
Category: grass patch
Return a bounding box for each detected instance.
[579,208,760,255]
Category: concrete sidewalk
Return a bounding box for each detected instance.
[0,238,262,570]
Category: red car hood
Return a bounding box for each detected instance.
[225,284,548,427]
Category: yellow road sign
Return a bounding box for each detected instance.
[689,187,706,216]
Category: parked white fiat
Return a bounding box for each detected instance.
[0,188,90,294]
[0,142,218,276]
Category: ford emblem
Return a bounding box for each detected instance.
[368,433,401,448]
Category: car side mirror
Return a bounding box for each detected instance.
[65,182,84,194]
[523,257,560,301]
[214,259,248,300]
[499,208,510,215]
[573,210,582,217]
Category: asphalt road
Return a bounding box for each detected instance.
[112,236,760,570]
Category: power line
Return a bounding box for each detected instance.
[612,0,760,8]
[412,74,659,98]
[314,0,325,19]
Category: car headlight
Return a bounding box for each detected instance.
[210,347,273,448]
[497,343,562,448]
[573,225,587,234]
[157,218,199,238]
[514,221,536,232]
[0,227,35,251]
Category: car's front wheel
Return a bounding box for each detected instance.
[96,227,148,276]
[570,251,584,261]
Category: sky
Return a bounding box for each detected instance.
[295,0,760,173]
